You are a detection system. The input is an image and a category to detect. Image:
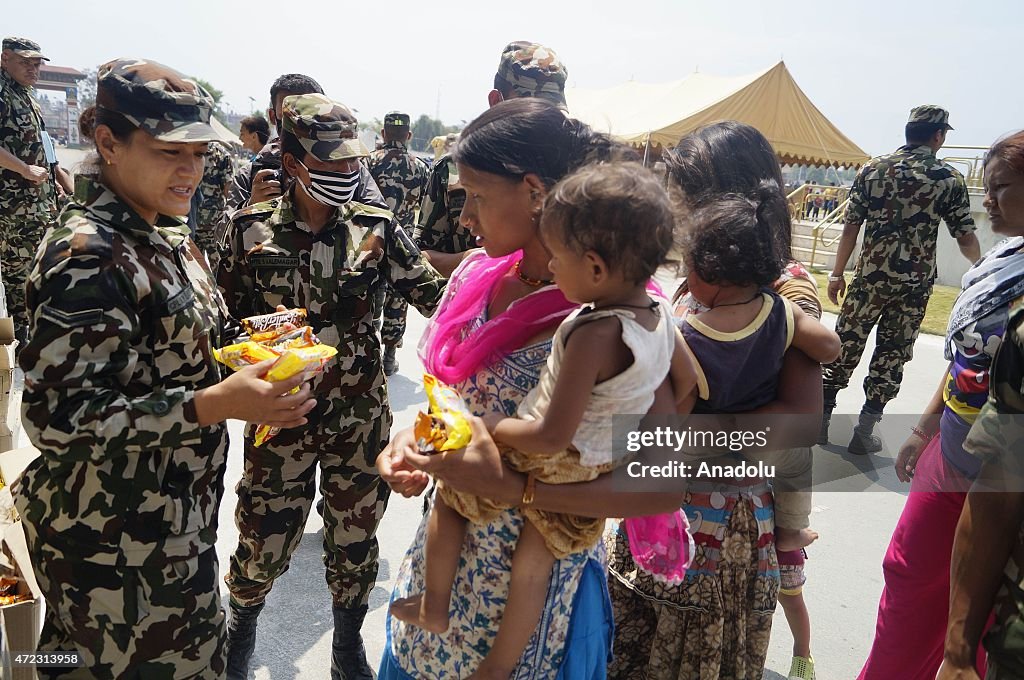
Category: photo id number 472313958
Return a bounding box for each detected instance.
[11,651,84,667]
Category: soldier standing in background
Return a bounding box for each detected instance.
[12,57,315,679]
[366,111,429,375]
[0,36,69,344]
[413,41,569,277]
[193,140,234,269]
[218,94,444,680]
[821,105,981,454]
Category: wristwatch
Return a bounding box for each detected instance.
[827,273,845,282]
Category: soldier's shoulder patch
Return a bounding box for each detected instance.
[38,303,104,328]
[345,201,394,223]
[233,200,277,221]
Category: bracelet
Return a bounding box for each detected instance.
[827,273,845,282]
[521,473,536,507]
[911,426,935,442]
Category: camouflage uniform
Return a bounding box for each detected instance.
[412,41,568,256]
[366,112,429,351]
[823,106,975,413]
[963,294,1024,679]
[193,141,234,267]
[218,95,444,613]
[11,58,237,679]
[0,37,59,340]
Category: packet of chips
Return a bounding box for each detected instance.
[252,344,338,446]
[414,373,472,453]
[213,341,279,370]
[241,308,308,335]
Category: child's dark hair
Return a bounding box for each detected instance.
[542,162,676,283]
[683,181,788,287]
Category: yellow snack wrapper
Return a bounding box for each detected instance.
[253,345,338,447]
[213,341,279,370]
[414,373,472,453]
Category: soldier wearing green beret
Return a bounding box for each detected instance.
[367,110,430,374]
[414,41,568,277]
[821,105,981,453]
[12,57,316,678]
[0,36,72,347]
[218,93,445,680]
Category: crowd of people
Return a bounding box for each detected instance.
[2,32,1024,680]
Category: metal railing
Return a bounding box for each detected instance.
[940,145,988,192]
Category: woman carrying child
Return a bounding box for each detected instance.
[377,99,687,679]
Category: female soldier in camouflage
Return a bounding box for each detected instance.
[12,58,316,679]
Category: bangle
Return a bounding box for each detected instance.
[911,426,934,442]
[827,273,845,282]
[521,473,536,507]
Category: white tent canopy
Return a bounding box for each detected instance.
[566,61,869,168]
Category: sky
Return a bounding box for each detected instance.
[7,0,1021,157]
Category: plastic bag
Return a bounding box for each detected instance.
[622,510,695,585]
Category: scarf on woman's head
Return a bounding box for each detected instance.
[946,236,1024,360]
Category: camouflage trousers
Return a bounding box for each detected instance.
[823,276,930,411]
[381,282,409,348]
[0,216,48,341]
[225,414,392,609]
[29,546,225,679]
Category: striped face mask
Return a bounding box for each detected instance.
[297,160,360,207]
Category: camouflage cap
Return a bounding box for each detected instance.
[494,41,568,107]
[908,105,953,130]
[95,58,234,143]
[2,37,48,61]
[384,111,410,127]
[281,93,369,161]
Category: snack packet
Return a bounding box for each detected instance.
[262,326,319,351]
[213,341,279,370]
[241,308,308,335]
[414,373,472,453]
[252,345,338,447]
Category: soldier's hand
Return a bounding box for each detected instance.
[20,164,48,184]
[827,276,847,305]
[250,169,282,204]
[378,426,430,497]
[198,359,316,427]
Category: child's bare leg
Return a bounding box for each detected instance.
[390,496,466,633]
[779,591,811,658]
[469,522,556,679]
[775,526,819,552]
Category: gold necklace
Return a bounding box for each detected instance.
[514,259,554,287]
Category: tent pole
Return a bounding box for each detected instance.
[643,135,651,166]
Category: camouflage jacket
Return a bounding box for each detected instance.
[195,141,234,227]
[843,144,975,289]
[0,68,56,220]
[366,140,429,229]
[218,192,445,433]
[964,295,1024,673]
[12,177,239,566]
[412,153,475,253]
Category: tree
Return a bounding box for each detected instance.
[76,66,98,109]
[194,77,227,124]
[410,114,462,152]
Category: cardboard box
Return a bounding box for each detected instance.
[1,522,41,680]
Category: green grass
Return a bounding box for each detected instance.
[809,270,959,337]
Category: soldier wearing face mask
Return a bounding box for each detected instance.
[217,94,446,680]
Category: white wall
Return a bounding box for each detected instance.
[936,192,1000,288]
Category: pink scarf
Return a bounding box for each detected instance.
[420,250,669,385]
[419,251,577,384]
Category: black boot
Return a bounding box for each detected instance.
[331,604,375,680]
[383,345,398,376]
[848,409,883,455]
[225,600,265,680]
[819,390,837,445]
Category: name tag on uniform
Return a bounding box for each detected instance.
[250,255,299,268]
[163,287,196,316]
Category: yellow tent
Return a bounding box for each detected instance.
[566,61,869,168]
